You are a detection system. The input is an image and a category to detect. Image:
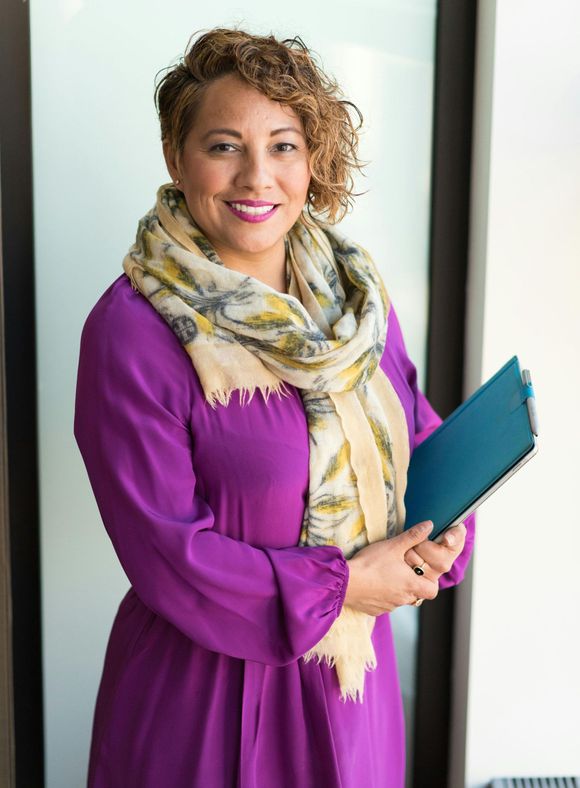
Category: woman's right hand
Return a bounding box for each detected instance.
[343,521,439,615]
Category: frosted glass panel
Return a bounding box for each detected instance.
[30,2,436,785]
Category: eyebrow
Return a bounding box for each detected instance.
[201,126,303,141]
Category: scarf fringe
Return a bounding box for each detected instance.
[301,605,378,703]
[301,647,378,704]
[204,380,293,409]
[128,267,140,292]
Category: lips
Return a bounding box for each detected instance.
[224,200,280,224]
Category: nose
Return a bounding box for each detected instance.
[234,149,275,194]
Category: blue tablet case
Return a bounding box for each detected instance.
[403,356,538,541]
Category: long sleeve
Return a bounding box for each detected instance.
[386,306,476,590]
[73,281,349,667]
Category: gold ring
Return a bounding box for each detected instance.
[414,598,423,607]
[412,560,427,576]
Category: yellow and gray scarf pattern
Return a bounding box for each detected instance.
[123,184,410,703]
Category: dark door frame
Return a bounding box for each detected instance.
[0,2,477,786]
[413,2,478,787]
[0,1,45,787]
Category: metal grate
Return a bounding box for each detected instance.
[489,779,580,788]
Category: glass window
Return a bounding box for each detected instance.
[30,4,437,784]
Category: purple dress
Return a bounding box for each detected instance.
[74,274,475,787]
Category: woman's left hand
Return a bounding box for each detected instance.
[403,522,467,583]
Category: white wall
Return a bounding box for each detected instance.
[457,1,580,785]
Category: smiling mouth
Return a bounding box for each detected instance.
[224,201,280,223]
[225,201,278,215]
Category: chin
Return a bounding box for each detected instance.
[225,228,285,254]
[232,240,281,255]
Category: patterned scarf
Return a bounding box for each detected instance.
[122,184,410,703]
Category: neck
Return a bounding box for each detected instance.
[212,237,288,294]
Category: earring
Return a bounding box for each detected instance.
[174,178,180,185]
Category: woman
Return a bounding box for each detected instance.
[74,27,475,787]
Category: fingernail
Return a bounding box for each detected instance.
[419,521,433,532]
[445,533,456,546]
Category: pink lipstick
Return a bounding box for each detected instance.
[224,199,279,223]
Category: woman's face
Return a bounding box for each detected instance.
[163,73,311,261]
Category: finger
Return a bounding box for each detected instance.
[396,521,433,551]
[441,523,466,550]
[421,525,467,558]
[404,547,438,582]
[408,576,439,604]
[412,541,456,575]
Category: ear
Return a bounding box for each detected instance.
[162,140,182,188]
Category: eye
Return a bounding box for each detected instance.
[274,143,298,152]
[210,143,237,152]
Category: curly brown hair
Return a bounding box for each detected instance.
[154,27,367,225]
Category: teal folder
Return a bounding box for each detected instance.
[403,356,539,541]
